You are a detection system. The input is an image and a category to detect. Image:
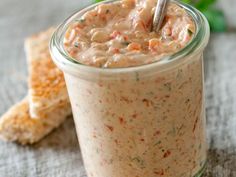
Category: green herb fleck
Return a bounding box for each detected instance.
[177,124,185,135]
[187,29,193,36]
[176,69,183,79]
[147,91,154,96]
[122,41,130,46]
[163,83,172,91]
[135,72,140,82]
[130,156,145,168]
[77,18,86,23]
[185,98,190,104]
[74,42,79,48]
[167,125,176,136]
[200,160,205,167]
[154,140,162,146]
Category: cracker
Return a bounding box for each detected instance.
[0,97,71,145]
[25,28,70,119]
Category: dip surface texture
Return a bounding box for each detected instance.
[64,0,195,68]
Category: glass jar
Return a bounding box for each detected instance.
[50,1,210,176]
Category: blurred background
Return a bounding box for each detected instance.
[0,0,236,176]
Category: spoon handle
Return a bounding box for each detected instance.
[152,0,169,32]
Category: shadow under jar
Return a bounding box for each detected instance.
[50,0,210,176]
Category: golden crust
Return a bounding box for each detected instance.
[25,28,69,118]
[0,28,72,145]
[0,97,71,145]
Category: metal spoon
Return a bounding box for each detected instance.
[152,0,169,32]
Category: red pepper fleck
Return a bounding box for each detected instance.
[142,99,152,107]
[146,18,152,28]
[75,24,84,29]
[114,139,119,145]
[113,48,120,54]
[132,114,137,118]
[123,35,129,41]
[110,30,121,39]
[121,79,126,83]
[154,130,161,136]
[194,149,197,156]
[140,138,145,142]
[105,125,114,132]
[92,130,97,138]
[120,96,132,103]
[181,152,185,156]
[154,169,164,175]
[99,14,106,21]
[141,21,147,30]
[155,77,165,83]
[119,117,125,124]
[164,15,171,21]
[163,150,171,158]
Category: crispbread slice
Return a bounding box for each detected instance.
[25,28,69,118]
[0,97,71,145]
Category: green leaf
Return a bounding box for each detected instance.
[195,0,216,10]
[181,0,227,32]
[94,0,104,3]
[202,9,227,32]
[181,0,193,4]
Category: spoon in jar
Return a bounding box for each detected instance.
[152,0,169,32]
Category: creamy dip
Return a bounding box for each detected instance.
[67,54,207,177]
[60,0,207,177]
[64,0,195,68]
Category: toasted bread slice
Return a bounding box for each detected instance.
[25,28,70,119]
[0,97,71,145]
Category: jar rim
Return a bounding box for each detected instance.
[50,0,210,75]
